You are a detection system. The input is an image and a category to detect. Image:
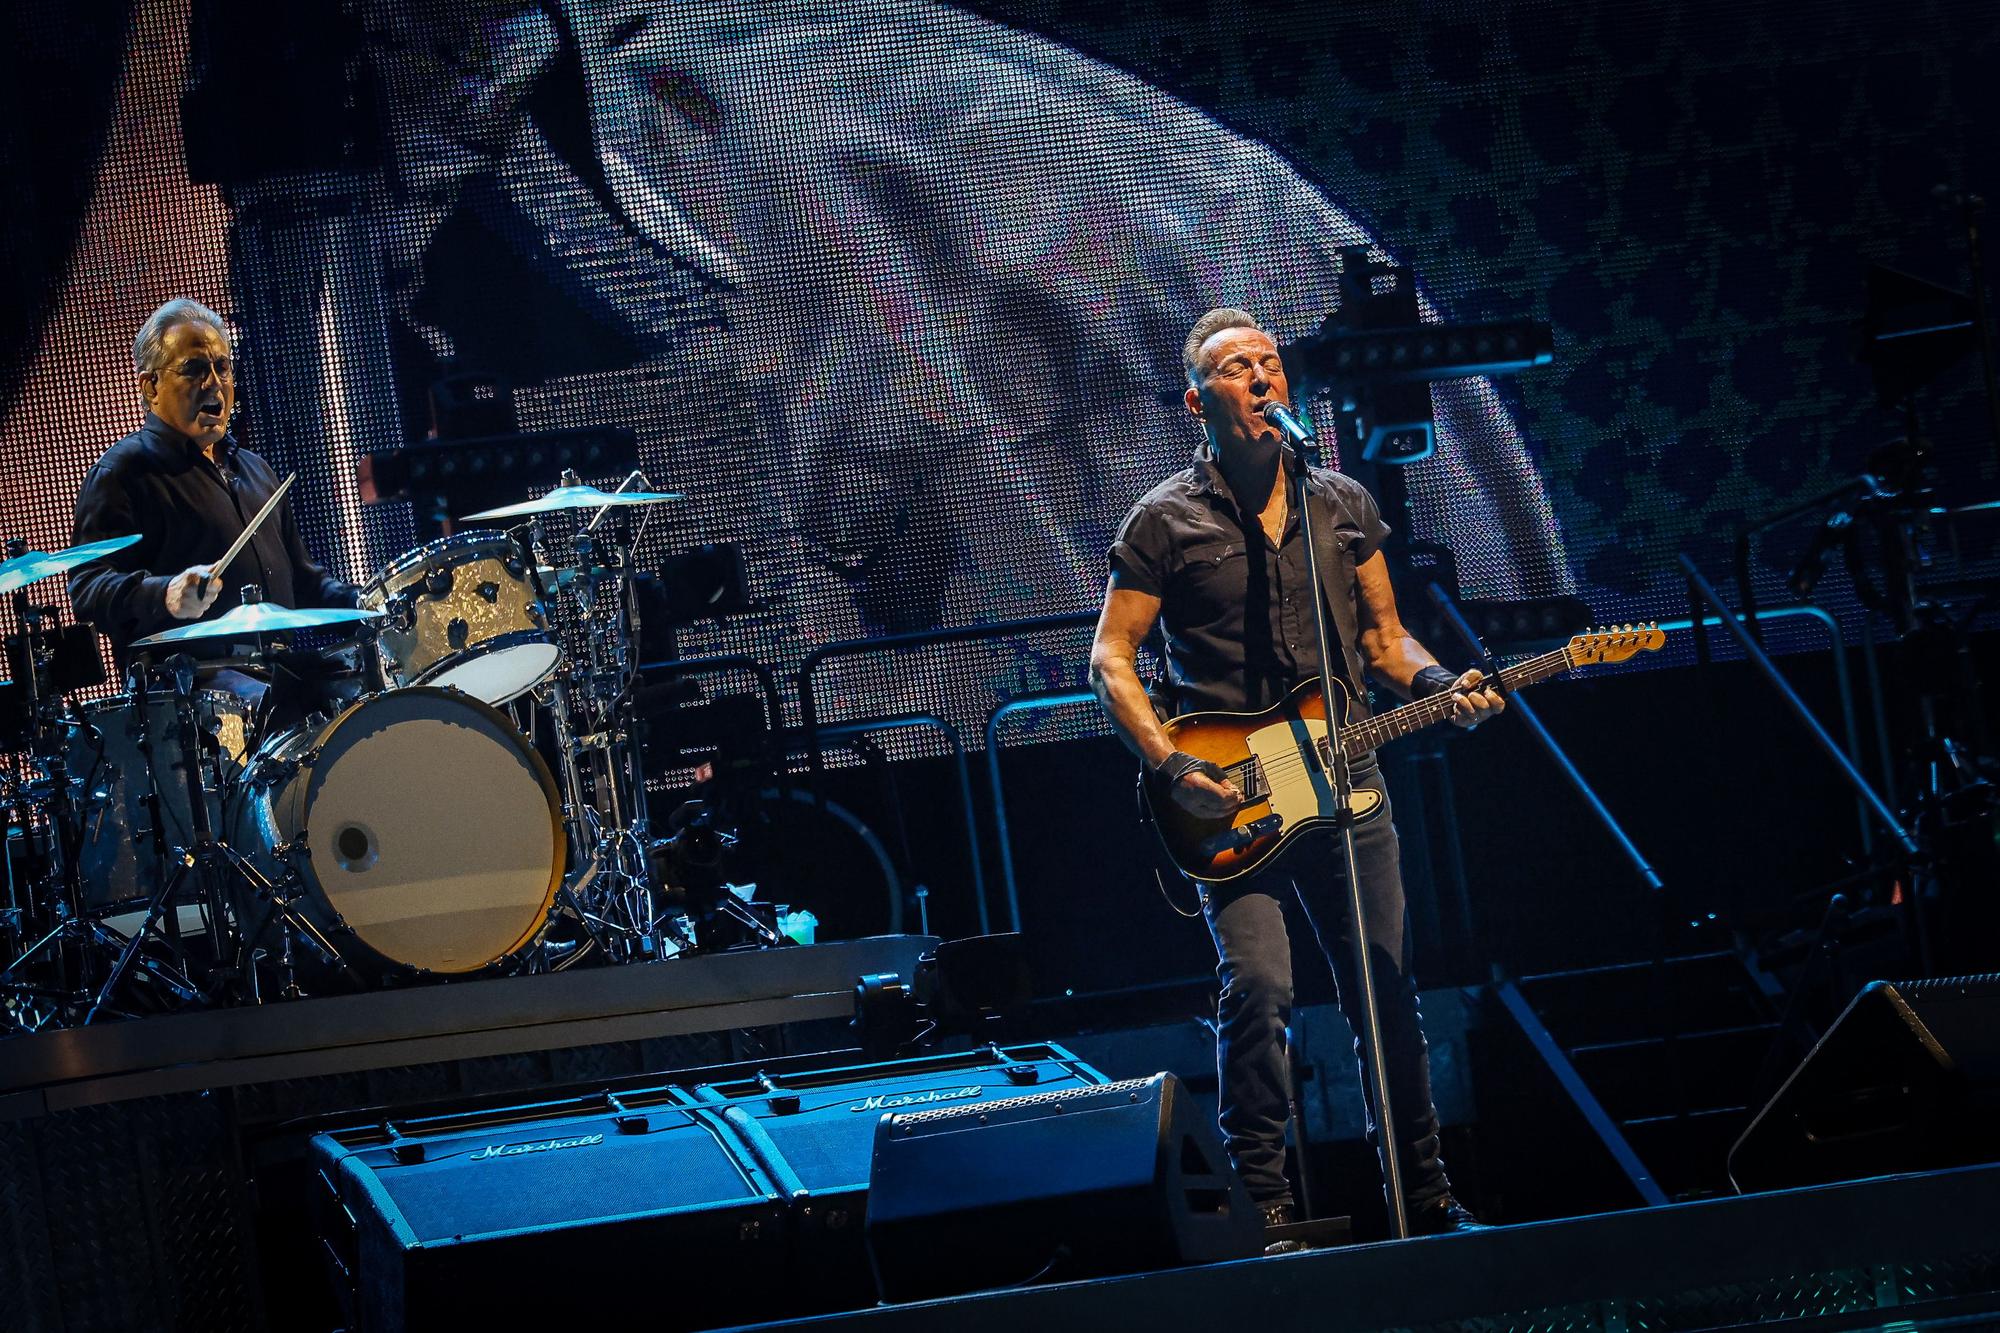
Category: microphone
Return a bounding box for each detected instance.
[1260,401,1317,447]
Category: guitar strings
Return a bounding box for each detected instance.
[1220,645,1578,794]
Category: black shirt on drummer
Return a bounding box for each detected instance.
[69,299,354,659]
[69,415,355,651]
[1108,444,1390,719]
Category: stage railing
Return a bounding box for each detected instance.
[983,691,1103,935]
[1667,583,1887,856]
[791,612,1100,936]
[782,714,988,937]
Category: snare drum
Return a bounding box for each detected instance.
[360,530,559,705]
[228,687,564,977]
[65,689,253,911]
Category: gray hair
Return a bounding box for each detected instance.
[1182,307,1262,382]
[132,298,228,374]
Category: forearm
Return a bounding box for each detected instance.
[1363,629,1446,701]
[1088,647,1176,767]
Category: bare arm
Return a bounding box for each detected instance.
[1353,551,1504,727]
[1088,577,1243,814]
[1088,580,1175,765]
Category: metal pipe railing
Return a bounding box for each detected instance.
[983,691,1101,934]
[1677,556,1918,858]
[795,612,1097,796]
[785,714,990,936]
[1429,587,1665,894]
[1649,603,1870,854]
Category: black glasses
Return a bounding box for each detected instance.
[168,357,234,384]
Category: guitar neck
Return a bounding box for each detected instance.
[1331,645,1576,758]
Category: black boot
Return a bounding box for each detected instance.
[1260,1197,1310,1255]
[1409,1196,1490,1235]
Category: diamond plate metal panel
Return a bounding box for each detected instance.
[31,1093,258,1333]
[0,1116,62,1333]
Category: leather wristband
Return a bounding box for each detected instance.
[1154,749,1224,787]
[1411,664,1460,700]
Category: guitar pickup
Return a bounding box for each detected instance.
[1201,813,1283,858]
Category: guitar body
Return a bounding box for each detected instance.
[1141,679,1384,884]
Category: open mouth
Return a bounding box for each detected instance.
[196,397,224,421]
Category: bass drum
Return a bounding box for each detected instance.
[230,687,564,978]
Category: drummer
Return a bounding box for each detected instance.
[68,298,358,689]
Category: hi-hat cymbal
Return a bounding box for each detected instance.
[132,602,384,648]
[0,534,142,595]
[460,483,686,521]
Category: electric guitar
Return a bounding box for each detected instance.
[1140,626,1666,883]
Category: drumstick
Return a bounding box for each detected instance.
[200,471,295,598]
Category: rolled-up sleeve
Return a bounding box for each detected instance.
[1108,501,1171,598]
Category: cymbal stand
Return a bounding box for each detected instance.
[0,587,128,1029]
[525,490,674,963]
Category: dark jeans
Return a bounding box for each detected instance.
[1200,759,1451,1211]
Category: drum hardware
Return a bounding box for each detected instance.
[0,537,134,1025]
[506,470,684,965]
[230,844,357,1001]
[80,653,299,1022]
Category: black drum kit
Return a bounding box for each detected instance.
[0,472,757,1033]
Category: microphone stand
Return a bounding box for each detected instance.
[1280,413,1410,1239]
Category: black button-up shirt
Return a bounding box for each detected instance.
[69,415,356,654]
[1109,449,1390,717]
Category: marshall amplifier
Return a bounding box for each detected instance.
[865,1072,1261,1302]
[313,1044,1110,1328]
[310,1089,787,1333]
[684,1043,1111,1307]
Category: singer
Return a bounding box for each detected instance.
[1087,307,1504,1243]
[68,298,355,658]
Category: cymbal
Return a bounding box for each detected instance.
[0,534,141,595]
[460,482,686,521]
[1944,497,2000,517]
[132,602,384,648]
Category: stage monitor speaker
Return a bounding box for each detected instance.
[311,1092,788,1333]
[314,1044,1110,1330]
[687,1043,1109,1308]
[1729,975,2000,1193]
[865,1072,1261,1303]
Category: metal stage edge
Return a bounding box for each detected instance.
[0,935,937,1119]
[737,1160,2000,1333]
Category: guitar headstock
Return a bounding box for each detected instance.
[1566,623,1666,665]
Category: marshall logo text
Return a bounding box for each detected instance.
[846,1085,984,1114]
[469,1132,604,1161]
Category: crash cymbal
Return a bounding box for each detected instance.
[0,534,141,595]
[131,602,384,648]
[460,482,685,521]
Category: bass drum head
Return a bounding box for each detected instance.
[294,688,562,974]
